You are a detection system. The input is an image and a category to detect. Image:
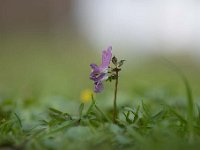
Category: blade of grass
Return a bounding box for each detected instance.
[162,58,194,142]
[14,113,22,128]
[79,103,84,118]
[86,95,96,115]
[167,106,187,124]
[91,94,111,122]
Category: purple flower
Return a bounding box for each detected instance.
[90,46,112,93]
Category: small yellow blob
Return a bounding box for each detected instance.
[80,89,93,103]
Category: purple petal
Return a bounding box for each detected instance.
[100,46,112,70]
[90,71,98,81]
[90,46,112,93]
[90,64,99,72]
[90,72,107,82]
[94,82,104,93]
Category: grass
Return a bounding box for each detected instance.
[1,93,200,150]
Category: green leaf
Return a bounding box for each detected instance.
[112,56,118,66]
[47,120,77,136]
[141,101,151,119]
[49,107,63,115]
[152,110,165,121]
[48,107,72,121]
[14,113,22,128]
[86,97,95,115]
[106,76,113,82]
[118,60,126,67]
[123,111,132,124]
[79,103,84,118]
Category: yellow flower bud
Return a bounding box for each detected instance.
[80,89,93,103]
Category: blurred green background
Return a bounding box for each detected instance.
[1,33,200,100]
[0,0,200,102]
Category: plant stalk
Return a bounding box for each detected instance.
[113,69,119,123]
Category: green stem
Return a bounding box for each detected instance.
[91,94,111,122]
[113,69,119,123]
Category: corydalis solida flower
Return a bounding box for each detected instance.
[90,46,112,93]
[89,46,125,123]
